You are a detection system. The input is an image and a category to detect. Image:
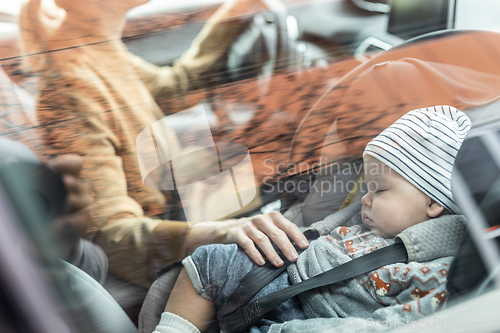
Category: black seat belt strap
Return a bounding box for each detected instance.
[218,240,311,319]
[219,242,408,333]
[216,259,289,319]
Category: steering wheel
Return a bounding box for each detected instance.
[226,0,294,82]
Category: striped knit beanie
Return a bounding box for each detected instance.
[363,105,471,214]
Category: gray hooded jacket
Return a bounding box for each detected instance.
[269,201,466,333]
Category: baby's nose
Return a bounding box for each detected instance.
[361,193,371,207]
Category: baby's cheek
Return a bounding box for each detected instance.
[379,215,403,237]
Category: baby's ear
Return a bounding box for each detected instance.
[427,199,444,218]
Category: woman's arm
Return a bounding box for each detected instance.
[36,71,307,287]
[130,0,269,114]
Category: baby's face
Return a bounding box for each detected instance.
[361,156,432,238]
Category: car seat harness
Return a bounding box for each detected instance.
[217,242,408,333]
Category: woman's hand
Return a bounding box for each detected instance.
[186,211,309,267]
[47,155,94,258]
[225,211,309,266]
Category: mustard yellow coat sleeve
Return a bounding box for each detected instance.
[130,16,249,114]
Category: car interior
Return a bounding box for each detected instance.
[137,30,500,333]
[1,0,500,332]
